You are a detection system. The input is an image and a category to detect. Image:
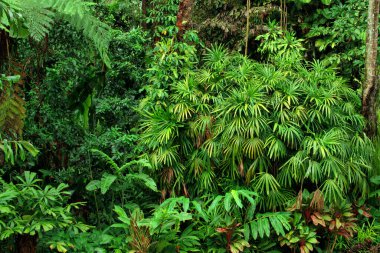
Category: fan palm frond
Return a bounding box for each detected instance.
[304,160,323,184]
[278,151,308,187]
[246,156,270,182]
[139,44,372,201]
[261,189,295,210]
[242,138,265,160]
[265,135,287,160]
[253,172,281,196]
[203,44,230,71]
[321,179,344,204]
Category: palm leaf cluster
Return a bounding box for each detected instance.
[140,44,373,208]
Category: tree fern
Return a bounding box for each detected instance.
[0,75,25,136]
[0,93,25,136]
[20,0,55,41]
[0,0,112,66]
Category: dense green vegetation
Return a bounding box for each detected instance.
[0,0,379,252]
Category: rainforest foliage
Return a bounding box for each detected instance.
[0,0,379,252]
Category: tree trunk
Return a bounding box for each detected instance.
[142,0,148,29]
[362,0,380,137]
[16,234,38,253]
[176,0,194,40]
[0,30,11,71]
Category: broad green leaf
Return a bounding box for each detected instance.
[56,243,67,253]
[289,237,300,243]
[269,216,285,236]
[192,200,209,221]
[257,218,265,238]
[370,175,380,185]
[19,141,39,157]
[231,190,243,208]
[100,173,117,194]
[113,205,130,224]
[244,223,250,241]
[208,195,223,213]
[182,197,190,212]
[224,192,232,212]
[85,180,100,191]
[262,217,270,237]
[126,173,158,192]
[250,221,258,239]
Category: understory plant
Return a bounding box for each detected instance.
[0,171,90,253]
[85,149,158,207]
[111,189,292,252]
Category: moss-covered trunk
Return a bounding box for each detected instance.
[362,0,380,137]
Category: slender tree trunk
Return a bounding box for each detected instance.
[362,0,380,137]
[16,234,38,253]
[176,0,194,40]
[142,0,148,29]
[0,30,11,70]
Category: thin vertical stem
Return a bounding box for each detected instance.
[330,234,338,253]
[280,0,283,29]
[245,0,251,56]
[284,0,287,30]
[88,152,100,226]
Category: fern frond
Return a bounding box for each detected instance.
[21,0,55,41]
[63,13,112,67]
[125,173,158,192]
[90,149,120,171]
[45,0,93,16]
[46,0,112,66]
[0,0,24,35]
[2,0,112,66]
[0,91,25,136]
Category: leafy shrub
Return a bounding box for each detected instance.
[140,41,373,209]
[112,189,291,252]
[0,171,90,252]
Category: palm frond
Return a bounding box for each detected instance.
[265,135,287,160]
[242,138,264,160]
[278,151,307,187]
[253,172,281,196]
[321,179,344,204]
[203,44,229,71]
